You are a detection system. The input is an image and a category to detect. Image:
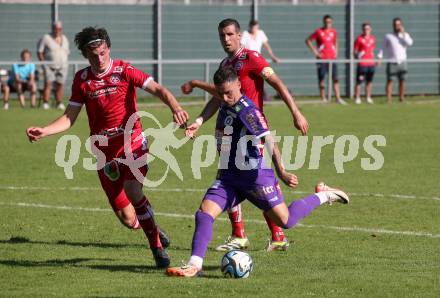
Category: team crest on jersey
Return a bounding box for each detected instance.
[224,115,234,126]
[110,74,121,84]
[234,104,243,112]
[80,69,88,80]
[234,61,243,71]
[114,66,123,73]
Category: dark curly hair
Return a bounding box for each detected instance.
[74,26,111,58]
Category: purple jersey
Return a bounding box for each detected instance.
[215,96,270,174]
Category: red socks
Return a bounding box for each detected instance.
[229,205,286,241]
[133,196,162,248]
[228,205,246,238]
[263,213,286,241]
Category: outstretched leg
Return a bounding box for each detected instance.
[265,183,349,229]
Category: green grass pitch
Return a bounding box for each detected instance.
[0,98,439,297]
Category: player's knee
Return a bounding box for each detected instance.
[123,180,143,202]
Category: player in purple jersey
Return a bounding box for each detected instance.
[166,67,350,277]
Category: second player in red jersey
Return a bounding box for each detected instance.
[354,23,377,104]
[26,27,189,268]
[306,15,346,104]
[181,18,308,252]
[218,47,269,109]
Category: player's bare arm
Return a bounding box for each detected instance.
[26,105,82,142]
[181,80,220,98]
[145,80,189,126]
[185,97,221,138]
[305,38,320,58]
[265,73,309,135]
[264,133,298,188]
[263,42,280,64]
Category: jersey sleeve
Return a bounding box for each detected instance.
[69,72,85,107]
[239,107,270,139]
[353,37,361,53]
[248,51,272,80]
[37,35,46,53]
[12,64,18,76]
[123,64,153,90]
[29,64,36,76]
[308,29,318,40]
[260,30,268,43]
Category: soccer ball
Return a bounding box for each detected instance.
[220,250,253,278]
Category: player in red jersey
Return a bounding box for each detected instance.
[25,27,189,268]
[306,15,346,104]
[354,23,376,104]
[181,19,309,252]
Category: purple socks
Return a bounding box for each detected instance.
[191,210,214,258]
[285,194,321,229]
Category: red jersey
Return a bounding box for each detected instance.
[69,59,151,136]
[354,34,376,67]
[219,47,270,110]
[309,28,337,59]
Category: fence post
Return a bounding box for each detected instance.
[328,61,333,101]
[52,0,59,23]
[252,0,258,21]
[349,0,355,99]
[155,0,162,85]
[204,62,210,102]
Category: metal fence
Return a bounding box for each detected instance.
[1,58,439,102]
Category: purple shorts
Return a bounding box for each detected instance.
[203,169,284,212]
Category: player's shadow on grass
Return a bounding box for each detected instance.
[0,236,146,249]
[0,258,161,274]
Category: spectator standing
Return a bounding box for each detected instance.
[37,21,70,110]
[378,17,413,103]
[306,15,346,104]
[354,23,376,104]
[241,20,280,63]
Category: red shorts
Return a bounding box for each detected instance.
[95,131,149,211]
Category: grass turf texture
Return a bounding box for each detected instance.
[1,99,439,297]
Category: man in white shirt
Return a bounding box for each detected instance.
[241,20,280,63]
[378,18,413,103]
[37,21,70,110]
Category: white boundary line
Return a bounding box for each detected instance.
[1,185,439,201]
[0,201,439,239]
